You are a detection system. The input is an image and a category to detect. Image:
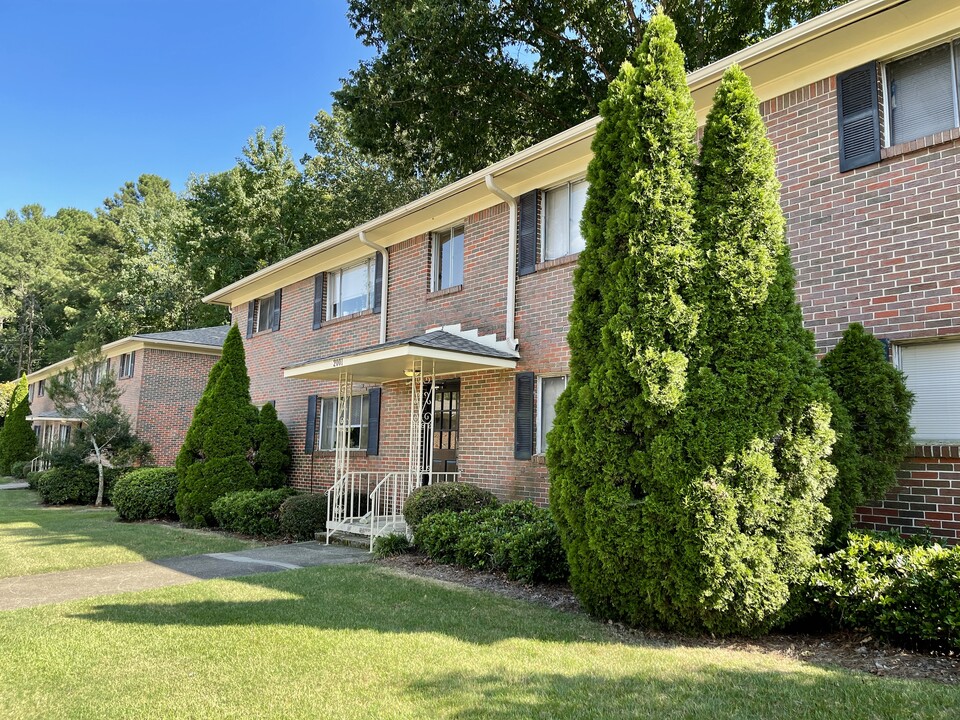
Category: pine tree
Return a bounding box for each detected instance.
[548,11,702,626]
[0,375,38,474]
[253,402,291,489]
[671,64,836,633]
[822,323,914,543]
[175,324,258,526]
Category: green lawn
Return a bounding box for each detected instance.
[0,490,258,578]
[0,563,956,719]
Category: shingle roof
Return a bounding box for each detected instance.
[286,330,517,370]
[133,325,230,347]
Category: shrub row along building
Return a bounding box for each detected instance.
[24,0,960,543]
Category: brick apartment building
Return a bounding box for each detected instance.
[205,0,960,544]
[26,326,228,466]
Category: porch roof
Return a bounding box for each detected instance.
[283,330,519,383]
[26,411,83,423]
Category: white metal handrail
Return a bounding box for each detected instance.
[369,472,403,551]
[28,455,49,473]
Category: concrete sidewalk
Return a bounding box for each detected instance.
[0,542,369,611]
[0,482,29,490]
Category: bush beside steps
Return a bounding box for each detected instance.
[112,468,179,521]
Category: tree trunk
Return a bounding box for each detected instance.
[92,437,105,507]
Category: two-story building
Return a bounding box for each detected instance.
[205,0,960,544]
[27,326,229,466]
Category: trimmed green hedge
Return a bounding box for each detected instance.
[416,501,568,584]
[279,493,327,541]
[112,468,179,521]
[36,465,119,505]
[403,481,499,532]
[799,532,960,651]
[211,488,298,537]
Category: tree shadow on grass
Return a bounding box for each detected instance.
[404,668,950,720]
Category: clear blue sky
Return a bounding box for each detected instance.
[0,0,370,215]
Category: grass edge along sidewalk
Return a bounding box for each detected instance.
[0,489,259,579]
[0,563,956,720]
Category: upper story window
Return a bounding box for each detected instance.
[885,39,960,146]
[432,225,464,291]
[118,352,136,379]
[328,259,374,319]
[543,179,588,261]
[896,340,960,442]
[537,375,568,453]
[36,379,45,397]
[256,294,275,333]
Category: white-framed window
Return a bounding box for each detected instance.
[432,224,464,291]
[318,395,370,451]
[92,361,107,383]
[884,38,960,146]
[327,259,374,319]
[896,340,960,441]
[36,379,44,397]
[255,294,276,333]
[542,179,588,261]
[118,352,136,379]
[537,375,568,453]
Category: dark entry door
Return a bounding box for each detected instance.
[431,380,459,475]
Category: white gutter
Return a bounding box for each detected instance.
[359,231,389,344]
[484,175,519,349]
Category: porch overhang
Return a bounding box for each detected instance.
[283,331,518,384]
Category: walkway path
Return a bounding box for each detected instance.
[0,542,369,611]
[0,482,29,490]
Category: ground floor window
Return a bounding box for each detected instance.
[538,375,567,453]
[318,395,370,450]
[896,340,960,441]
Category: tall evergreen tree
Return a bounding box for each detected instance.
[175,325,257,526]
[0,374,37,474]
[669,64,836,633]
[548,12,702,626]
[822,323,914,543]
[253,402,291,489]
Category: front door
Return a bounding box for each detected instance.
[431,380,459,476]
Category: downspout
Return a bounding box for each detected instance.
[483,174,518,350]
[359,231,388,344]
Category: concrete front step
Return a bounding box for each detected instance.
[320,531,372,550]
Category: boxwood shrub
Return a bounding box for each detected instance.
[36,465,119,505]
[415,501,568,584]
[403,481,499,531]
[279,492,327,541]
[211,487,298,537]
[799,532,960,650]
[9,460,29,479]
[26,470,45,490]
[112,467,179,521]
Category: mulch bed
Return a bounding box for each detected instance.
[379,552,960,685]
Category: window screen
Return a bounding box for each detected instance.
[543,180,588,260]
[538,376,567,452]
[434,226,464,290]
[887,43,958,145]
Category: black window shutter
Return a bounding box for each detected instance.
[373,252,384,313]
[514,372,535,460]
[366,387,381,456]
[271,289,282,331]
[304,395,318,454]
[517,190,539,276]
[312,275,324,330]
[246,300,255,338]
[837,62,881,172]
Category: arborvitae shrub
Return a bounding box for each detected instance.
[548,11,702,626]
[821,323,914,542]
[210,487,298,536]
[175,325,259,526]
[253,402,291,489]
[0,375,38,475]
[112,468,179,521]
[403,481,499,532]
[279,492,328,540]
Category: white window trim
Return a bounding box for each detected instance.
[536,374,568,454]
[326,258,375,320]
[893,338,960,443]
[254,295,275,334]
[541,178,588,262]
[882,37,960,148]
[431,222,465,292]
[317,395,370,452]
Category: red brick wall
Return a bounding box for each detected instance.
[136,348,220,466]
[238,69,960,542]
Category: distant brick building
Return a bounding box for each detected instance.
[206,0,960,544]
[26,327,228,466]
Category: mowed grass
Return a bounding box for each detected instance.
[0,490,258,578]
[0,564,956,720]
